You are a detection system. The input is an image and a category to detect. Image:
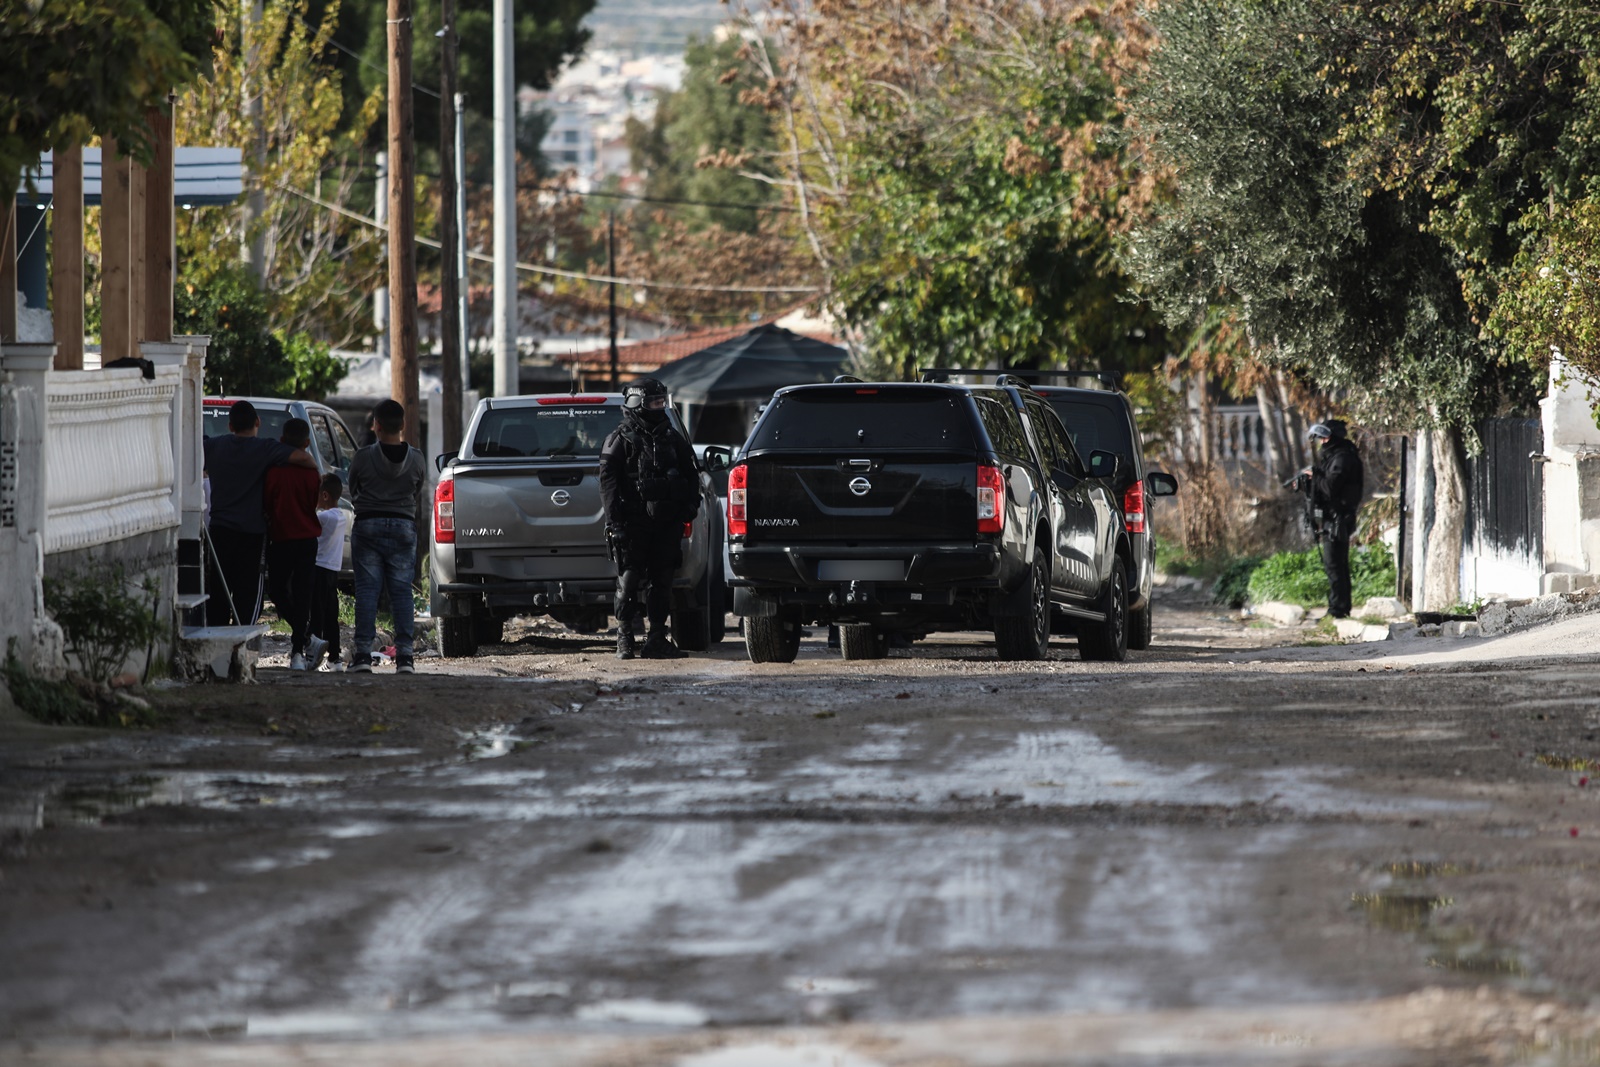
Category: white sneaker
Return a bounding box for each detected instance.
[289,653,308,671]
[323,661,345,673]
[305,635,328,671]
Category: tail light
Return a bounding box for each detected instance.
[682,521,694,539]
[1123,479,1146,534]
[434,478,455,543]
[977,464,1005,534]
[727,463,748,537]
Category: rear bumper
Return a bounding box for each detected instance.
[729,541,1003,588]
[435,575,692,616]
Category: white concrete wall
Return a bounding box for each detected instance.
[1539,358,1600,592]
[0,344,63,673]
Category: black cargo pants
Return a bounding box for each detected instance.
[1320,510,1355,619]
[614,527,682,634]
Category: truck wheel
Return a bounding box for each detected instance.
[839,624,889,661]
[994,549,1050,661]
[1080,558,1129,662]
[1127,601,1153,651]
[472,612,504,646]
[439,616,478,658]
[746,610,802,664]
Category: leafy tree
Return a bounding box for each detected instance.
[726,0,1169,379]
[176,0,385,348]
[1120,0,1537,607]
[0,0,216,198]
[627,34,779,234]
[179,263,347,398]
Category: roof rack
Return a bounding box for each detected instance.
[832,374,865,384]
[916,366,987,383]
[994,374,1037,391]
[1001,369,1120,391]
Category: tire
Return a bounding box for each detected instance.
[994,548,1050,661]
[439,615,478,658]
[1079,558,1129,662]
[1127,601,1153,651]
[746,610,802,663]
[472,612,504,646]
[839,623,889,660]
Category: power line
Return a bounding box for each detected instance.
[295,13,441,100]
[274,181,822,294]
[517,185,800,214]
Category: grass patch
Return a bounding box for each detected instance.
[1246,541,1396,609]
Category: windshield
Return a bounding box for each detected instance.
[203,405,289,440]
[471,405,622,458]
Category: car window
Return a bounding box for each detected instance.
[202,404,288,440]
[1021,397,1067,471]
[1039,404,1086,477]
[330,417,359,476]
[1046,398,1135,462]
[309,414,337,472]
[472,405,622,457]
[748,390,976,451]
[973,396,1031,463]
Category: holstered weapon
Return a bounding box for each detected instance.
[605,523,624,564]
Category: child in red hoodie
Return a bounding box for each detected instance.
[264,418,324,670]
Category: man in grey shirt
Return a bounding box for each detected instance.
[347,398,426,673]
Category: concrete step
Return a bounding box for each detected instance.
[177,624,267,681]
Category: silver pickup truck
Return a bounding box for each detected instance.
[429,393,727,657]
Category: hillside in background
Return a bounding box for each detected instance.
[586,0,728,54]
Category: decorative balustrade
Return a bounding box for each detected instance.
[45,367,180,555]
[1214,404,1270,464]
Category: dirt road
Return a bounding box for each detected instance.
[4,589,1600,1065]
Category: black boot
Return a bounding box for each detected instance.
[639,628,686,660]
[615,621,637,660]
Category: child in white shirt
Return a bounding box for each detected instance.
[309,473,351,670]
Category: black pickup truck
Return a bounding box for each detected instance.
[725,380,1133,662]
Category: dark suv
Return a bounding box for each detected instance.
[725,379,1133,663]
[1011,372,1178,649]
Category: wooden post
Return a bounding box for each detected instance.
[144,105,175,343]
[128,148,147,348]
[101,136,132,361]
[51,145,85,368]
[438,0,462,452]
[0,197,16,342]
[388,0,420,446]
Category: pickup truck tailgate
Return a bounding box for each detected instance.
[743,452,977,542]
[451,461,607,555]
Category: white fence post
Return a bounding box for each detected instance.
[0,343,59,671]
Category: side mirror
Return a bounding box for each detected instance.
[435,450,458,473]
[1088,450,1122,482]
[701,445,734,473]
[1146,471,1179,497]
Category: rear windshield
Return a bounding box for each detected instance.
[747,390,976,451]
[471,405,622,458]
[203,404,288,440]
[1046,398,1134,460]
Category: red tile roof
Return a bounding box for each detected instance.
[557,319,839,372]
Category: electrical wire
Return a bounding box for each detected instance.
[273,182,821,294]
[295,13,442,100]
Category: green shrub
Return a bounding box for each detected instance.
[44,564,163,685]
[1246,541,1397,608]
[3,644,92,724]
[1212,555,1265,608]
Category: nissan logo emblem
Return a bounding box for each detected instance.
[550,489,571,507]
[848,476,872,497]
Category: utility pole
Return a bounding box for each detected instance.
[374,151,389,359]
[438,0,462,452]
[455,92,470,407]
[240,0,266,282]
[387,0,420,446]
[491,0,517,397]
[607,210,620,390]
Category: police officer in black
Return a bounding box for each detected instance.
[600,378,701,660]
[1307,419,1364,618]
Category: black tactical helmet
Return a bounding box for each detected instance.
[623,377,669,411]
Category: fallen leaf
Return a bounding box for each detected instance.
[1572,827,1581,838]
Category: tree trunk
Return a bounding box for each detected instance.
[1423,426,1468,611]
[1255,383,1289,484]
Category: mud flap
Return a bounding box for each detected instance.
[988,573,1032,618]
[733,587,779,617]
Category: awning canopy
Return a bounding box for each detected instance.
[16,147,244,207]
[649,323,849,405]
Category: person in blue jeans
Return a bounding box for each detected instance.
[347,399,426,673]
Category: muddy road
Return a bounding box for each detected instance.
[4,590,1600,1065]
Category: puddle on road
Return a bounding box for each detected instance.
[677,1044,885,1067]
[459,724,524,760]
[574,999,709,1026]
[1353,892,1526,978]
[40,772,340,827]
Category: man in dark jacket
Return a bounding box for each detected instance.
[1308,420,1364,618]
[599,378,701,660]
